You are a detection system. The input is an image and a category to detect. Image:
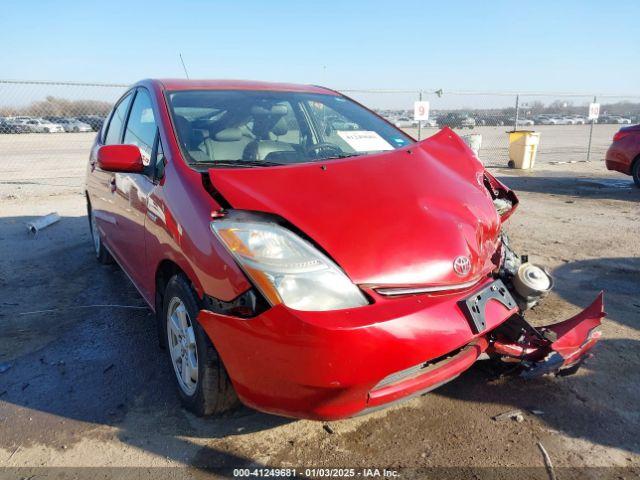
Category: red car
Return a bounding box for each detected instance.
[85,79,604,420]
[606,124,640,187]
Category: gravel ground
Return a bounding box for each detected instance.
[0,159,638,479]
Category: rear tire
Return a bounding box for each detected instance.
[162,274,239,416]
[632,158,640,188]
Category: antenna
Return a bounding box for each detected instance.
[179,53,190,79]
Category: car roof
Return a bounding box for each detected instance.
[148,78,338,96]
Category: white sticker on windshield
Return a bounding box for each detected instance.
[337,130,394,152]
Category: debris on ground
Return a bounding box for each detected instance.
[537,441,557,480]
[18,304,148,316]
[530,409,545,416]
[492,409,525,422]
[322,424,334,434]
[0,363,11,374]
[26,212,60,235]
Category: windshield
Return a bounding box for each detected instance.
[167,90,413,166]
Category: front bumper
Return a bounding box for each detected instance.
[197,280,604,420]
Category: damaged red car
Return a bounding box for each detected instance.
[85,79,604,420]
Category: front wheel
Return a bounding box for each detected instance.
[163,274,239,416]
[89,205,113,264]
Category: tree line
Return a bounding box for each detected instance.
[0,96,113,117]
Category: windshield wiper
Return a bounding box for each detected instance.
[315,153,363,161]
[191,160,285,168]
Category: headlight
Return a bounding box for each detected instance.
[211,217,368,311]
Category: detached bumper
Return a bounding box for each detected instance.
[197,284,604,420]
[489,293,605,377]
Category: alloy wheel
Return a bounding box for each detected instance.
[167,297,199,395]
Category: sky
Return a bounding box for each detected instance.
[1,0,639,108]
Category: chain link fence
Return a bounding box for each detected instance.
[1,80,639,198]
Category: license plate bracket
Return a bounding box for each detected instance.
[459,279,517,333]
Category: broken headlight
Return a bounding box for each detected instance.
[211,217,368,311]
[493,197,513,216]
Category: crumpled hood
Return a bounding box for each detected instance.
[208,128,502,287]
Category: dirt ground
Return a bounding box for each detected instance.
[0,160,638,479]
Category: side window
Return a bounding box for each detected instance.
[124,89,157,164]
[104,93,133,145]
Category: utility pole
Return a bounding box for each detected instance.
[417,91,423,141]
[587,95,596,162]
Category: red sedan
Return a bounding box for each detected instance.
[606,124,640,187]
[85,79,604,420]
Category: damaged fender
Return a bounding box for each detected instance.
[488,292,605,378]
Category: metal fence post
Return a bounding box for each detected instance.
[514,94,520,131]
[417,90,423,141]
[586,95,596,161]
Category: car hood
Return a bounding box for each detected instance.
[208,128,502,287]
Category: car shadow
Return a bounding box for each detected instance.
[434,337,640,455]
[490,170,640,201]
[433,256,640,455]
[0,214,286,474]
[0,214,638,471]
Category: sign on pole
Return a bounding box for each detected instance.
[414,101,430,121]
[588,102,600,120]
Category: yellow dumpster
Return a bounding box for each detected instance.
[507,130,540,169]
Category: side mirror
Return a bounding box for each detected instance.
[97,145,144,173]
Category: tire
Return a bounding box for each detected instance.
[162,274,239,416]
[632,158,640,188]
[88,203,113,264]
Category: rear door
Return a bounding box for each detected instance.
[88,90,134,255]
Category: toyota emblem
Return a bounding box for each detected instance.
[453,256,471,276]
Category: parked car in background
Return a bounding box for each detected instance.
[393,117,416,128]
[536,116,561,125]
[515,118,534,127]
[477,113,511,126]
[86,78,603,420]
[437,112,475,129]
[0,120,30,134]
[77,115,106,131]
[599,115,632,124]
[19,118,64,133]
[559,117,577,125]
[611,116,632,124]
[605,124,640,187]
[44,117,93,132]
